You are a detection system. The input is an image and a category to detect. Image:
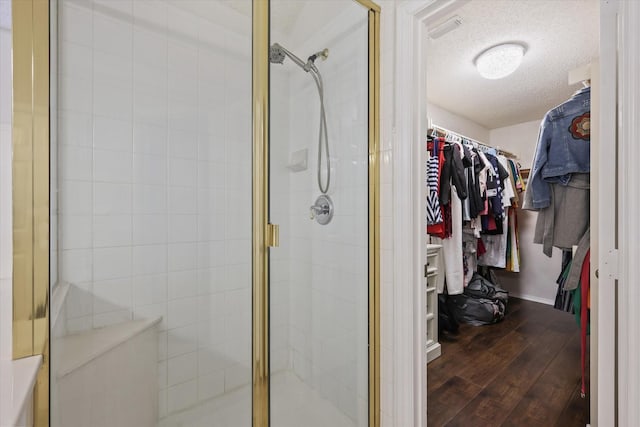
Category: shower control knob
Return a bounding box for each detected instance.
[309,195,334,225]
[310,204,328,217]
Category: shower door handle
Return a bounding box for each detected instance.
[266,223,279,247]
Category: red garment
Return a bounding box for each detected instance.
[477,238,487,256]
[485,215,497,231]
[427,139,448,238]
[580,250,590,398]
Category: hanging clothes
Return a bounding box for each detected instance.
[554,250,575,312]
[571,250,590,398]
[426,128,523,291]
[480,153,509,235]
[497,155,516,208]
[521,89,591,388]
[508,159,525,196]
[462,225,478,287]
[523,86,591,211]
[434,190,465,294]
[533,173,590,257]
[426,139,444,226]
[523,87,590,258]
[505,207,521,272]
[427,139,447,238]
[432,142,468,295]
[478,212,508,269]
[461,144,477,222]
[565,227,590,291]
[440,143,468,206]
[467,150,485,221]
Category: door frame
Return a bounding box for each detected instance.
[392,0,629,425]
[615,1,640,425]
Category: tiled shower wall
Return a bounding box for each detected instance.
[0,0,12,361]
[57,0,254,417]
[285,10,369,425]
[270,68,293,375]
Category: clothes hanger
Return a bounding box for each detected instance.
[445,131,453,143]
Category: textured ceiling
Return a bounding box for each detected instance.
[426,0,599,130]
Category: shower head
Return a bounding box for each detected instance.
[269,43,306,68]
[269,43,329,73]
[269,44,286,64]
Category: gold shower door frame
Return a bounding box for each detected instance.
[11,0,379,426]
[11,0,50,426]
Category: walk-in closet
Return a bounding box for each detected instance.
[423,1,598,425]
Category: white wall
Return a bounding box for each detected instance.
[489,119,540,167]
[56,0,253,419]
[0,0,12,362]
[427,102,491,142]
[378,2,394,425]
[490,121,560,304]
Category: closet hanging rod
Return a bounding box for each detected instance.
[428,123,518,160]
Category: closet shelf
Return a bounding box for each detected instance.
[426,244,443,363]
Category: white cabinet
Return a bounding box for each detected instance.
[426,244,443,363]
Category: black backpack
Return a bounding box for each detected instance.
[465,273,509,306]
[448,273,509,326]
[450,295,506,326]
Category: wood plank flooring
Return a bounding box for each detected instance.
[427,298,590,427]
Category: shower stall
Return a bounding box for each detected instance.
[11,0,378,426]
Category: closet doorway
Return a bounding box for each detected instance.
[409,0,614,426]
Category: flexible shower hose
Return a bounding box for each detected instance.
[309,65,330,194]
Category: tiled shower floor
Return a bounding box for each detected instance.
[158,371,356,427]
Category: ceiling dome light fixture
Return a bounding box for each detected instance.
[475,43,526,80]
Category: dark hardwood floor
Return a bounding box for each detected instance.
[427,297,590,427]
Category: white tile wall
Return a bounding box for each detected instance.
[378,3,395,426]
[167,379,198,413]
[57,0,253,420]
[0,0,12,362]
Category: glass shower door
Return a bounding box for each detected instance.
[269,1,370,426]
[51,1,253,426]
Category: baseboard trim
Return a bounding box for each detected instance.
[509,293,555,306]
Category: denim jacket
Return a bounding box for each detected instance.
[523,87,591,210]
